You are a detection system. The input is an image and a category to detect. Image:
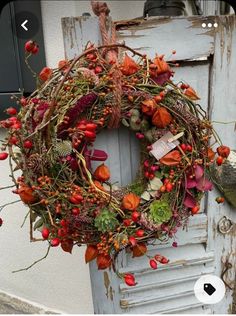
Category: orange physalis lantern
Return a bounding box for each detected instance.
[120,53,139,76]
[141,99,157,116]
[94,164,110,182]
[122,193,140,211]
[152,107,172,128]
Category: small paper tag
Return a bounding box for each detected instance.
[150,132,180,160]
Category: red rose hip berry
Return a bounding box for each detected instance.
[6,107,17,116]
[124,273,136,286]
[149,259,158,269]
[50,238,60,247]
[72,207,80,215]
[131,211,140,222]
[135,229,144,237]
[23,140,33,149]
[216,156,224,166]
[0,152,8,160]
[31,44,39,54]
[41,227,50,239]
[24,40,34,52]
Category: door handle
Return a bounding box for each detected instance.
[218,216,234,234]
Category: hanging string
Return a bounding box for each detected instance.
[90,0,122,128]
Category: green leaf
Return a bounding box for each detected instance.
[121,118,130,127]
[141,191,151,201]
[149,177,163,190]
[33,218,44,231]
[30,211,38,223]
[154,171,162,178]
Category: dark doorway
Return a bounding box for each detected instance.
[0,0,46,118]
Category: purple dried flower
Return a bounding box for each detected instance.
[36,102,49,119]
[138,213,162,231]
[58,92,97,139]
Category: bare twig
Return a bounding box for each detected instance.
[12,245,51,273]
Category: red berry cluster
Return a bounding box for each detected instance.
[216,145,230,166]
[143,159,159,180]
[24,40,39,54]
[149,254,169,270]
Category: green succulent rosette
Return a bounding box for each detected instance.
[149,199,172,224]
[94,208,119,233]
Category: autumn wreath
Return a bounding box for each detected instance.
[0,41,230,284]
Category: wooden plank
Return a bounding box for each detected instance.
[173,62,210,112]
[62,16,216,62]
[162,304,211,314]
[118,127,132,186]
[89,259,121,314]
[206,15,236,314]
[120,265,215,294]
[130,130,141,181]
[122,214,208,270]
[116,16,216,61]
[120,290,205,314]
[120,242,213,274]
[62,16,107,59]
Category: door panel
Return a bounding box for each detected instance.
[62,15,236,314]
[91,127,140,186]
[0,4,21,92]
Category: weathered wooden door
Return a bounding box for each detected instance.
[62,15,236,314]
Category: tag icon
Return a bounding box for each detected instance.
[150,132,180,160]
[204,283,216,296]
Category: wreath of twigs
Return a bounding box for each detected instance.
[0,42,226,281]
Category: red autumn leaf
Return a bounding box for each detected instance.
[96,254,112,270]
[120,53,139,76]
[85,149,108,161]
[152,107,172,128]
[61,239,74,254]
[132,243,147,258]
[160,150,181,166]
[184,193,197,208]
[85,245,98,263]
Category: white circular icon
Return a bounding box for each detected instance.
[194,275,226,304]
[202,23,206,28]
[214,23,218,28]
[208,23,213,28]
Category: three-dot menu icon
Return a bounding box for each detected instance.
[202,22,218,28]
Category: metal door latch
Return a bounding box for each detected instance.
[221,259,233,290]
[218,216,234,234]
